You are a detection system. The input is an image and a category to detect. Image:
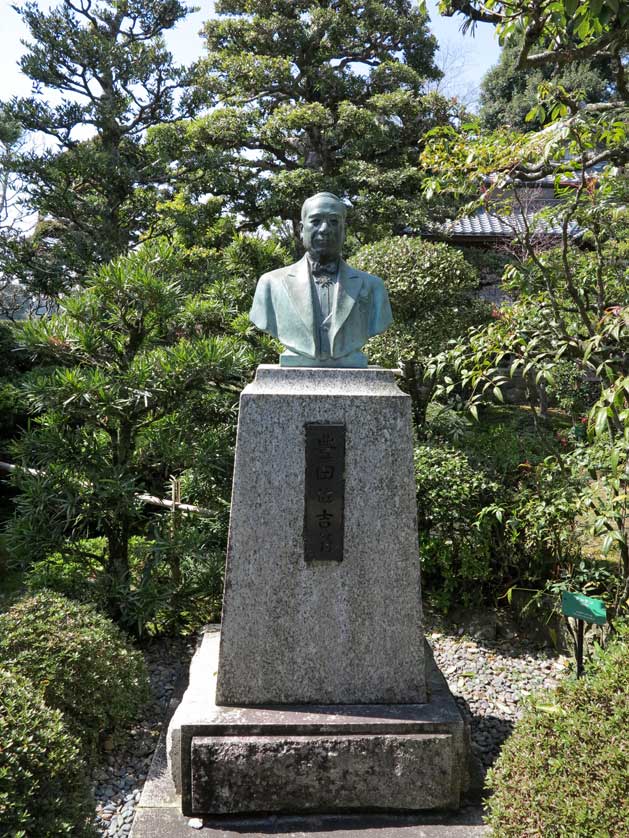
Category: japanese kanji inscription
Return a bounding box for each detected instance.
[304,423,345,562]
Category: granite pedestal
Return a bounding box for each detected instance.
[168,366,472,815]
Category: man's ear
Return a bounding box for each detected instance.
[299,221,304,237]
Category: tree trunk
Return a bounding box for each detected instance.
[106,417,134,624]
[402,361,434,433]
[106,522,131,624]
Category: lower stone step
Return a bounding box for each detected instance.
[191,732,457,814]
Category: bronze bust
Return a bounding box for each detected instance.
[249,193,393,367]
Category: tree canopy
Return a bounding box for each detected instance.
[478,36,616,132]
[152,0,461,246]
[3,0,192,297]
[441,0,628,172]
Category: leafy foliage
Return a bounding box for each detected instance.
[353,237,479,322]
[416,406,581,610]
[415,442,501,610]
[545,360,600,422]
[151,0,463,246]
[487,622,629,837]
[421,82,629,608]
[432,0,629,183]
[0,320,30,450]
[25,534,226,636]
[0,590,149,763]
[351,236,490,423]
[425,229,629,611]
[0,668,94,838]
[441,0,629,88]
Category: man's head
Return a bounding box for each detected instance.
[300,192,347,261]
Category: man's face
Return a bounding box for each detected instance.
[300,197,345,261]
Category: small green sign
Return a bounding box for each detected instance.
[561,591,607,625]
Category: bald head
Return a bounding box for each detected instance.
[301,192,347,223]
[300,193,347,261]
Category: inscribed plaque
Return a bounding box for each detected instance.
[304,423,345,562]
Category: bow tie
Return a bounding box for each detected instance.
[311,260,338,285]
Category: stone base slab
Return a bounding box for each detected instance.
[168,629,473,817]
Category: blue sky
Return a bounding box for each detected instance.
[0,0,500,105]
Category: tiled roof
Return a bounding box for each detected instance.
[428,208,582,240]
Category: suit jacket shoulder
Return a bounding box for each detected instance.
[258,258,303,285]
[344,262,385,286]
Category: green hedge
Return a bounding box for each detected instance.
[0,591,149,762]
[487,625,629,837]
[351,236,490,366]
[0,668,95,838]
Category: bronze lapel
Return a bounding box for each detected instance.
[330,261,364,350]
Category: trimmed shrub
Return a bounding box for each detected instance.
[352,236,479,320]
[0,591,149,761]
[351,237,491,426]
[487,625,629,837]
[352,236,490,364]
[0,668,95,838]
[415,442,503,610]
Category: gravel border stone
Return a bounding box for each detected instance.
[91,637,194,838]
[428,626,569,774]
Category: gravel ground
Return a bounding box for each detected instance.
[90,621,571,835]
[427,615,570,775]
[91,637,193,838]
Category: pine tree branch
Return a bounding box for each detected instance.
[0,460,213,516]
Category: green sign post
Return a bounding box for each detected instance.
[561,592,607,677]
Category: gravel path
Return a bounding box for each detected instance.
[91,623,570,835]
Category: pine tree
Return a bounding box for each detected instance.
[5,0,192,296]
[8,241,248,626]
[157,0,458,246]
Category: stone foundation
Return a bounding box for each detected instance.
[168,630,472,817]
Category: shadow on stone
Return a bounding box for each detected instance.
[194,809,488,832]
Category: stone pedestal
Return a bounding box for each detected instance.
[217,366,426,706]
[168,366,472,816]
[168,630,472,817]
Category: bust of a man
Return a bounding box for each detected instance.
[249,192,393,367]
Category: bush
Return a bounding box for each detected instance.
[0,591,149,762]
[487,625,629,837]
[353,236,480,320]
[546,359,600,422]
[415,442,503,610]
[351,236,490,364]
[451,405,568,480]
[25,530,225,637]
[24,538,107,604]
[351,236,491,425]
[418,408,585,606]
[0,668,95,838]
